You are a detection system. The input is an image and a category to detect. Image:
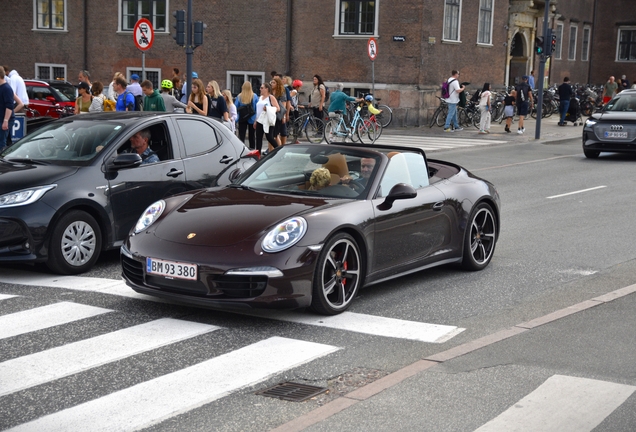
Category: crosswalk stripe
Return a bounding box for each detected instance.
[0,294,18,301]
[0,302,112,340]
[7,337,339,432]
[376,134,507,147]
[0,318,220,397]
[0,269,463,343]
[475,375,636,432]
[244,310,465,343]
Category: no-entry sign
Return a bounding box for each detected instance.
[133,18,154,51]
[367,37,377,61]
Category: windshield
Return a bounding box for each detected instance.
[50,82,76,102]
[604,94,636,112]
[239,145,382,199]
[1,119,124,165]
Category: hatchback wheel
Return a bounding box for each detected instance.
[462,203,497,271]
[47,210,102,274]
[311,233,362,315]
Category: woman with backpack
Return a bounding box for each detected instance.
[205,80,229,123]
[235,81,258,149]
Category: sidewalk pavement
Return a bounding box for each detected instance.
[385,114,584,145]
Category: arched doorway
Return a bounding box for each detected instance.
[508,32,528,86]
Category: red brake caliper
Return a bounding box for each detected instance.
[342,260,347,286]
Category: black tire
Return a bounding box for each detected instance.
[356,119,379,144]
[325,120,346,143]
[310,233,363,315]
[583,148,600,158]
[375,104,392,128]
[436,105,448,127]
[288,118,301,143]
[462,203,497,271]
[47,210,102,274]
[305,117,326,143]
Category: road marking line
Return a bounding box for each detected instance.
[0,318,220,397]
[244,310,465,343]
[547,185,606,199]
[474,375,636,432]
[0,294,18,301]
[472,155,579,172]
[0,302,112,340]
[0,270,464,343]
[7,337,339,432]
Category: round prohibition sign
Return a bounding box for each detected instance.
[367,37,377,61]
[133,18,154,51]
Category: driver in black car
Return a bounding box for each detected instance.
[127,129,159,164]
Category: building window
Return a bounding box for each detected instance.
[127,68,161,90]
[617,28,636,61]
[581,26,590,62]
[35,63,67,80]
[568,25,577,60]
[35,0,66,30]
[338,1,376,35]
[121,1,167,32]
[554,23,563,60]
[443,0,461,42]
[227,72,265,97]
[477,0,493,45]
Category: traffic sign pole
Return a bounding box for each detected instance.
[367,38,377,96]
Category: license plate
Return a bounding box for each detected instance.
[604,131,628,139]
[146,257,197,280]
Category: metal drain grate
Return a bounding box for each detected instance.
[255,382,328,402]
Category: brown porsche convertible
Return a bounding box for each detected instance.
[121,143,500,315]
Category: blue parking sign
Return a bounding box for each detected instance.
[11,113,26,142]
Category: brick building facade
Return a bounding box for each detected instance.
[1,1,634,126]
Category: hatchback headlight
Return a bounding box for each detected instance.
[0,185,56,208]
[262,217,307,252]
[134,200,165,234]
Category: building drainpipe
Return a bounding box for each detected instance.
[83,0,88,71]
[588,0,598,83]
[285,0,292,75]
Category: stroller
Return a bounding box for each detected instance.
[564,96,583,126]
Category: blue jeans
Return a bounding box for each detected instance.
[444,102,460,129]
[559,99,570,124]
[0,128,9,151]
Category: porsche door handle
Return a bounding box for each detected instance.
[166,169,184,178]
[219,155,234,164]
[433,202,444,211]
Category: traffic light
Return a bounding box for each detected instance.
[550,32,557,56]
[173,10,185,47]
[193,21,206,47]
[535,36,545,55]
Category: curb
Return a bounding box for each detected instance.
[270,283,636,432]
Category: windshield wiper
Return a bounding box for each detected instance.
[5,158,50,165]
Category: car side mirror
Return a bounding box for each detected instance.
[376,183,417,211]
[108,153,143,170]
[46,96,56,103]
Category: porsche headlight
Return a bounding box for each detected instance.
[0,185,56,208]
[134,200,165,234]
[262,217,307,252]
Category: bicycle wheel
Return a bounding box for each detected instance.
[288,118,302,143]
[429,106,441,128]
[472,109,481,129]
[436,105,448,127]
[305,117,326,143]
[325,120,347,143]
[375,104,393,128]
[356,119,379,144]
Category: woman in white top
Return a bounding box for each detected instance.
[254,82,280,153]
[88,81,105,112]
[478,83,492,134]
[222,89,237,133]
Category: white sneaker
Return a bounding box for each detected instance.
[521,127,525,133]
[517,129,523,134]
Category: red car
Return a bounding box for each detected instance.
[24,79,75,118]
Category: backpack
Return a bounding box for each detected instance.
[323,84,330,102]
[441,79,457,99]
[103,98,116,112]
[133,94,143,111]
[470,90,481,103]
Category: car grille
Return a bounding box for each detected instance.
[594,124,636,142]
[207,275,268,298]
[121,255,144,286]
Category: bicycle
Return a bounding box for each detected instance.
[350,101,384,140]
[372,98,393,128]
[325,102,379,144]
[429,96,448,128]
[288,107,326,143]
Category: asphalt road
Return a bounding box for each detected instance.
[1,135,635,431]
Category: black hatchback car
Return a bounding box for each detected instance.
[582,89,636,158]
[0,112,258,274]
